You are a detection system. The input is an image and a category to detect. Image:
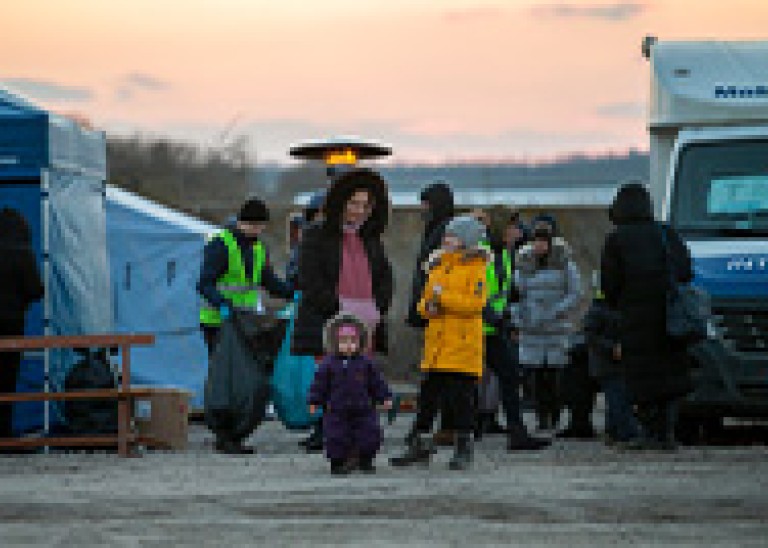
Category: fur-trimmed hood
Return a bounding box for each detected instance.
[322,168,390,238]
[516,237,573,273]
[322,312,369,355]
[422,246,491,273]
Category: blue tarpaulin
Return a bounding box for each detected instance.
[0,88,112,433]
[106,186,216,408]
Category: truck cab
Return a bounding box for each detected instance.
[645,38,768,422]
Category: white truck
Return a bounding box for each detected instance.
[644,37,768,434]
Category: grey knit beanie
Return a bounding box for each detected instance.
[444,215,485,249]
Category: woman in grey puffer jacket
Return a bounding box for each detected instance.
[513,223,582,430]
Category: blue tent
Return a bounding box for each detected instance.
[106,186,216,408]
[0,89,112,434]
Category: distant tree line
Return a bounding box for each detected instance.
[107,133,650,218]
[106,134,254,223]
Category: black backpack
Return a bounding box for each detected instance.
[64,349,118,434]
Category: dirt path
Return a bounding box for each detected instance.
[1,420,767,546]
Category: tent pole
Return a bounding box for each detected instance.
[42,171,51,451]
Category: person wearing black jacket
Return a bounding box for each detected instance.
[290,169,393,452]
[197,198,292,454]
[291,169,393,356]
[0,208,44,440]
[198,198,292,356]
[601,182,693,450]
[406,182,455,328]
[583,295,640,444]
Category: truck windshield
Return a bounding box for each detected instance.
[672,139,768,233]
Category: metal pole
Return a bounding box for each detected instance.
[41,171,51,452]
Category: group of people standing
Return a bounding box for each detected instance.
[198,167,694,472]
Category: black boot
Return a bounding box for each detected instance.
[556,420,597,440]
[486,414,508,435]
[507,422,551,451]
[330,458,354,476]
[448,433,473,471]
[303,423,324,453]
[359,455,377,474]
[537,413,552,431]
[390,433,432,467]
[474,414,487,441]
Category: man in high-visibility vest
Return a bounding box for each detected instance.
[479,206,550,451]
[197,197,292,454]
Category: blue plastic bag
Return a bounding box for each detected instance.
[271,293,321,430]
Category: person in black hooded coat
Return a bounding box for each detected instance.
[601,182,693,448]
[290,169,393,453]
[406,182,455,328]
[0,208,44,439]
[291,168,393,357]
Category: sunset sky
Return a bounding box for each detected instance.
[4,1,768,163]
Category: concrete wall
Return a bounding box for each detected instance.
[258,206,612,381]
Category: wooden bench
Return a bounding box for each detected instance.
[0,334,155,457]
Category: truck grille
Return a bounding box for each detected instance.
[712,307,768,353]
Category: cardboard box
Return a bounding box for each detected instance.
[134,388,192,450]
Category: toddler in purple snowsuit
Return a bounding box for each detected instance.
[308,313,392,475]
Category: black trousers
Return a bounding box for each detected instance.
[0,318,24,438]
[415,372,476,434]
[201,325,220,358]
[637,398,678,442]
[562,345,598,429]
[485,334,524,429]
[531,368,562,428]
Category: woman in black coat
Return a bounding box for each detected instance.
[291,168,393,356]
[0,208,44,438]
[290,168,393,452]
[601,182,693,449]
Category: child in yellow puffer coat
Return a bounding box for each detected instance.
[391,215,489,471]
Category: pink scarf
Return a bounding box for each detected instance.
[338,226,380,349]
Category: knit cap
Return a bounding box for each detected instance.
[444,215,485,249]
[238,198,269,223]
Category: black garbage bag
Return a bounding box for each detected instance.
[204,311,287,441]
[64,349,118,434]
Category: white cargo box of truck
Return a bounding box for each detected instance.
[645,38,768,218]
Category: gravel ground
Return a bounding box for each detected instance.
[1,414,767,547]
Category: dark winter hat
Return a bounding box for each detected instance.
[444,215,485,249]
[531,213,558,235]
[238,198,270,223]
[533,226,553,241]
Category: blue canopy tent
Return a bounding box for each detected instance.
[0,89,112,434]
[106,186,216,408]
